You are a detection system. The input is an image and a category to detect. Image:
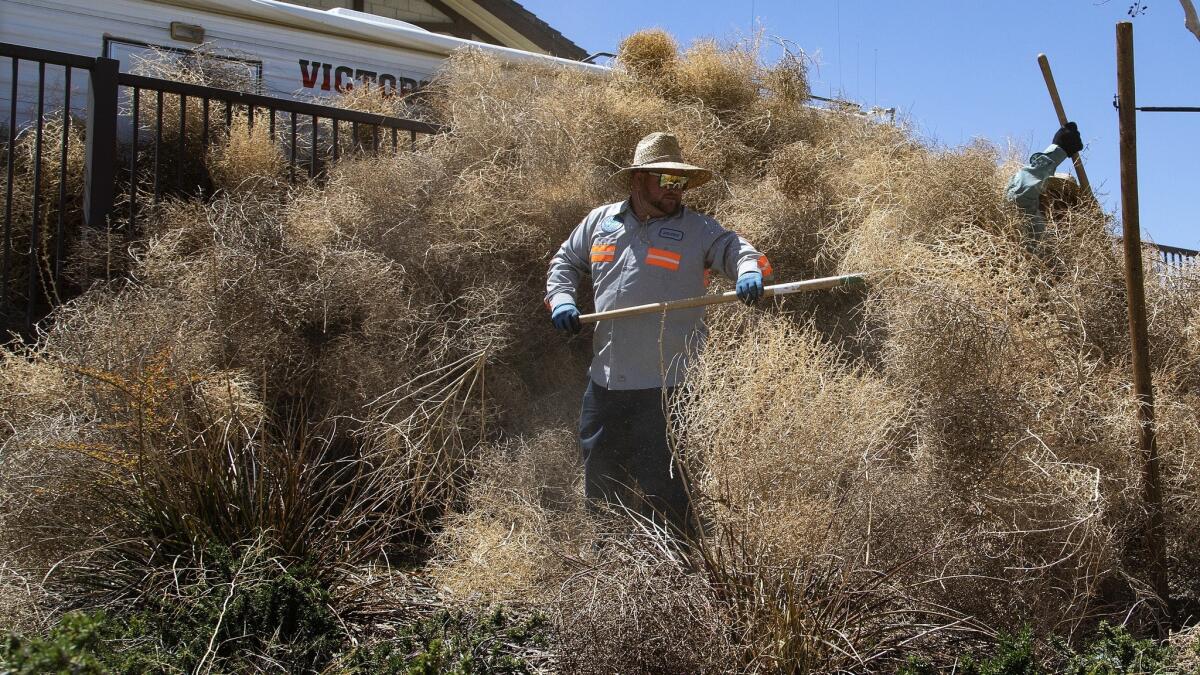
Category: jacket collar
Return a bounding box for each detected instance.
[616,198,685,225]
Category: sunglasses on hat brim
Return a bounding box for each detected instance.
[646,171,690,190]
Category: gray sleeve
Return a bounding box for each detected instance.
[703,218,767,281]
[1005,145,1069,220]
[545,217,592,310]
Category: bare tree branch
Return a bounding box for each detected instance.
[1182,0,1200,42]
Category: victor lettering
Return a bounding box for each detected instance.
[334,66,354,92]
[299,59,321,88]
[296,58,427,96]
[354,68,377,86]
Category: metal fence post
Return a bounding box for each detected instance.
[84,57,118,227]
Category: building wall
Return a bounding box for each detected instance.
[283,0,349,9]
[366,0,447,23]
[281,0,449,24]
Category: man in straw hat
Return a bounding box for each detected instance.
[545,131,773,536]
[1006,122,1084,247]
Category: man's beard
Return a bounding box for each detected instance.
[650,194,681,215]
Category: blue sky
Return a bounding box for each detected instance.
[523,1,1199,249]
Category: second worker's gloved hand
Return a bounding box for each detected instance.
[551,302,581,334]
[1053,122,1083,156]
[735,271,764,306]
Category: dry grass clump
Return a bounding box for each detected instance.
[206,111,286,193]
[130,45,257,140]
[432,429,587,602]
[761,50,811,106]
[0,563,51,637]
[616,28,679,87]
[415,52,614,271]
[674,38,762,114]
[0,348,92,577]
[678,311,913,561]
[0,114,87,321]
[1,337,422,627]
[552,534,738,675]
[128,46,273,201]
[676,312,979,669]
[117,189,455,412]
[618,29,764,115]
[768,140,833,202]
[828,186,1150,635]
[131,44,258,93]
[334,79,424,120]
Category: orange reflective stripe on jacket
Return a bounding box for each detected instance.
[757,254,774,277]
[646,247,681,270]
[591,243,616,263]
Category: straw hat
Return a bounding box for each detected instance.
[612,132,713,189]
[1042,172,1081,205]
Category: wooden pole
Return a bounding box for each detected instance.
[1116,21,1169,620]
[1036,53,1095,202]
[578,273,864,324]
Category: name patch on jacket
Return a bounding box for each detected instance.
[658,227,684,241]
[601,217,623,234]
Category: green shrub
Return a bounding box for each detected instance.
[897,629,1037,675]
[1062,622,1176,675]
[3,544,347,673]
[898,654,938,675]
[341,607,549,674]
[1,611,111,674]
[958,628,1038,675]
[146,550,343,671]
[898,623,1180,675]
[0,610,167,674]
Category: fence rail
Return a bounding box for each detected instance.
[1143,241,1198,283]
[1149,242,1198,268]
[2,40,444,338]
[2,41,97,70]
[117,72,441,133]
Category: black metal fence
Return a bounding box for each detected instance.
[1,40,443,338]
[2,44,93,336]
[1148,242,1198,279]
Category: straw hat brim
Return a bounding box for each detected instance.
[612,161,714,189]
[1043,173,1081,201]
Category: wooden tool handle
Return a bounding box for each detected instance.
[1036,53,1094,198]
[1037,53,1071,124]
[578,273,865,325]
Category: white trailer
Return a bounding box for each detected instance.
[0,0,606,124]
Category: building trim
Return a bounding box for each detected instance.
[444,0,586,59]
[422,0,502,44]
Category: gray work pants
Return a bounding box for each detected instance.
[578,379,692,535]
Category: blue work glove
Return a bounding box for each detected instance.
[735,271,764,306]
[551,303,581,334]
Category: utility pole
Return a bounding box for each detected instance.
[1116,20,1170,627]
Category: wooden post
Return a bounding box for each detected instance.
[1116,20,1170,620]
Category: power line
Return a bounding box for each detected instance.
[836,0,842,93]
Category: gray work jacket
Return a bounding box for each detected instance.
[1006,144,1069,239]
[546,199,769,390]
